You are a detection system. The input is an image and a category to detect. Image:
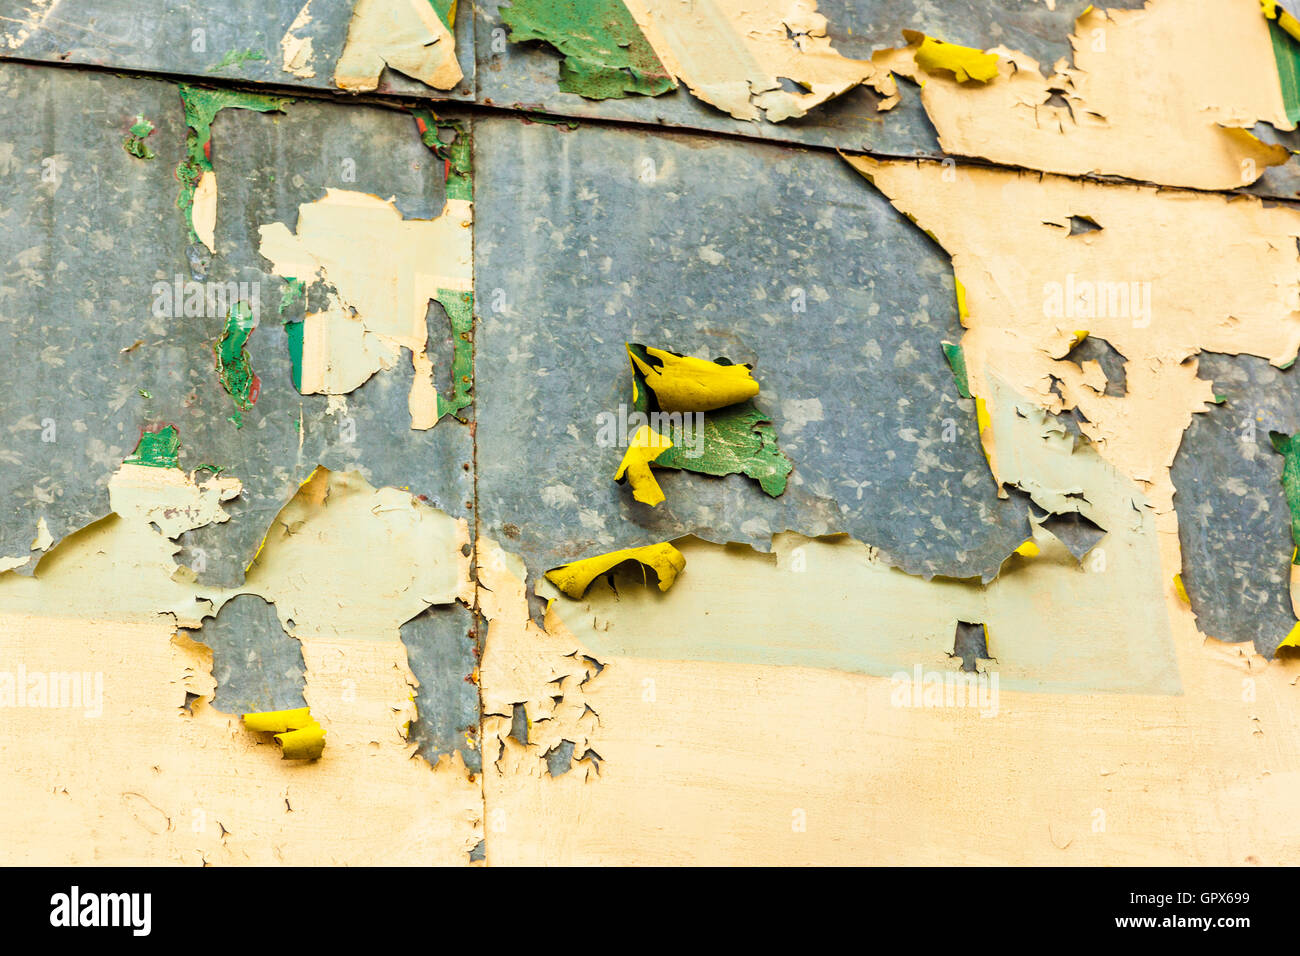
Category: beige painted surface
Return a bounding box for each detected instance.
[191,170,217,254]
[0,467,482,864]
[844,154,1300,513]
[334,0,462,92]
[621,0,892,122]
[280,0,316,79]
[873,0,1292,190]
[258,189,473,429]
[0,615,481,865]
[470,523,1300,865]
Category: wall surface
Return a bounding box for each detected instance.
[3,0,1300,865]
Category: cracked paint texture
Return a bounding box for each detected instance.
[9,0,1300,868]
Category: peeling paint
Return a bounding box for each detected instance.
[258,188,473,429]
[500,0,675,99]
[174,84,290,254]
[335,0,463,92]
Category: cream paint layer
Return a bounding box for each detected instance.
[280,0,316,79]
[259,189,473,429]
[334,0,462,92]
[872,0,1292,190]
[476,526,1300,864]
[0,465,481,863]
[0,616,482,864]
[619,0,892,121]
[844,154,1300,513]
[540,372,1179,695]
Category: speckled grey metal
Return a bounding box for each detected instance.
[1171,351,1299,657]
[401,601,482,773]
[183,592,307,714]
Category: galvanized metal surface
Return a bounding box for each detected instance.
[9,0,1300,205]
[184,592,308,714]
[402,601,482,772]
[1171,351,1300,656]
[2,2,1299,809]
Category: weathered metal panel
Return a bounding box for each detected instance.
[1,0,476,100]
[0,62,474,586]
[472,113,1030,584]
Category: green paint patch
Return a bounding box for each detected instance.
[278,277,306,315]
[125,424,181,469]
[207,48,268,72]
[941,340,971,399]
[523,111,580,130]
[1269,20,1300,127]
[175,85,290,244]
[123,114,156,160]
[213,302,261,429]
[627,343,792,497]
[278,277,307,392]
[285,318,305,393]
[655,404,792,497]
[500,0,676,100]
[435,290,474,421]
[1272,430,1300,565]
[429,0,458,30]
[414,111,472,201]
[409,114,474,419]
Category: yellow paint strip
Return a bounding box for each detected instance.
[906,30,1000,84]
[629,344,759,412]
[545,543,686,600]
[243,707,326,760]
[954,275,970,325]
[614,424,673,507]
[1263,0,1300,43]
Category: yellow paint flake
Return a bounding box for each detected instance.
[243,707,326,760]
[545,543,686,599]
[1263,0,1300,43]
[954,275,970,325]
[614,424,673,506]
[628,344,760,412]
[906,31,1000,84]
[1278,620,1300,652]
